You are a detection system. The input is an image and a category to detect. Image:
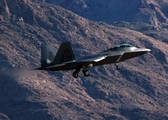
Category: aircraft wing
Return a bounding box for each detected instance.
[66,56,106,68]
[78,56,106,62]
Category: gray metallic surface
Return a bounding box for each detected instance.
[37,43,151,71]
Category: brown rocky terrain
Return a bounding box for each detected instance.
[0,0,168,120]
[45,0,168,27]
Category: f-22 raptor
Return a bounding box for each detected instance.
[36,42,151,78]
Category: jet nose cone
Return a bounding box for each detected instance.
[145,49,151,52]
[136,48,151,52]
[135,48,151,54]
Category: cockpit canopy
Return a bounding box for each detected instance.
[106,44,133,51]
[117,44,133,48]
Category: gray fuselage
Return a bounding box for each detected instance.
[40,44,150,71]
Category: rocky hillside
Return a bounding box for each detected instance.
[45,0,168,27]
[0,0,168,120]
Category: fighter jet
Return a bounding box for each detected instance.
[35,42,151,78]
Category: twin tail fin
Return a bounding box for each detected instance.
[41,42,76,67]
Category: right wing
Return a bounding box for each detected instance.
[78,56,106,62]
[66,55,106,68]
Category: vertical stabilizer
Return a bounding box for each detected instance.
[53,42,76,64]
[41,45,56,67]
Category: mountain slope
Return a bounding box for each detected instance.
[0,0,168,119]
[45,0,168,27]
